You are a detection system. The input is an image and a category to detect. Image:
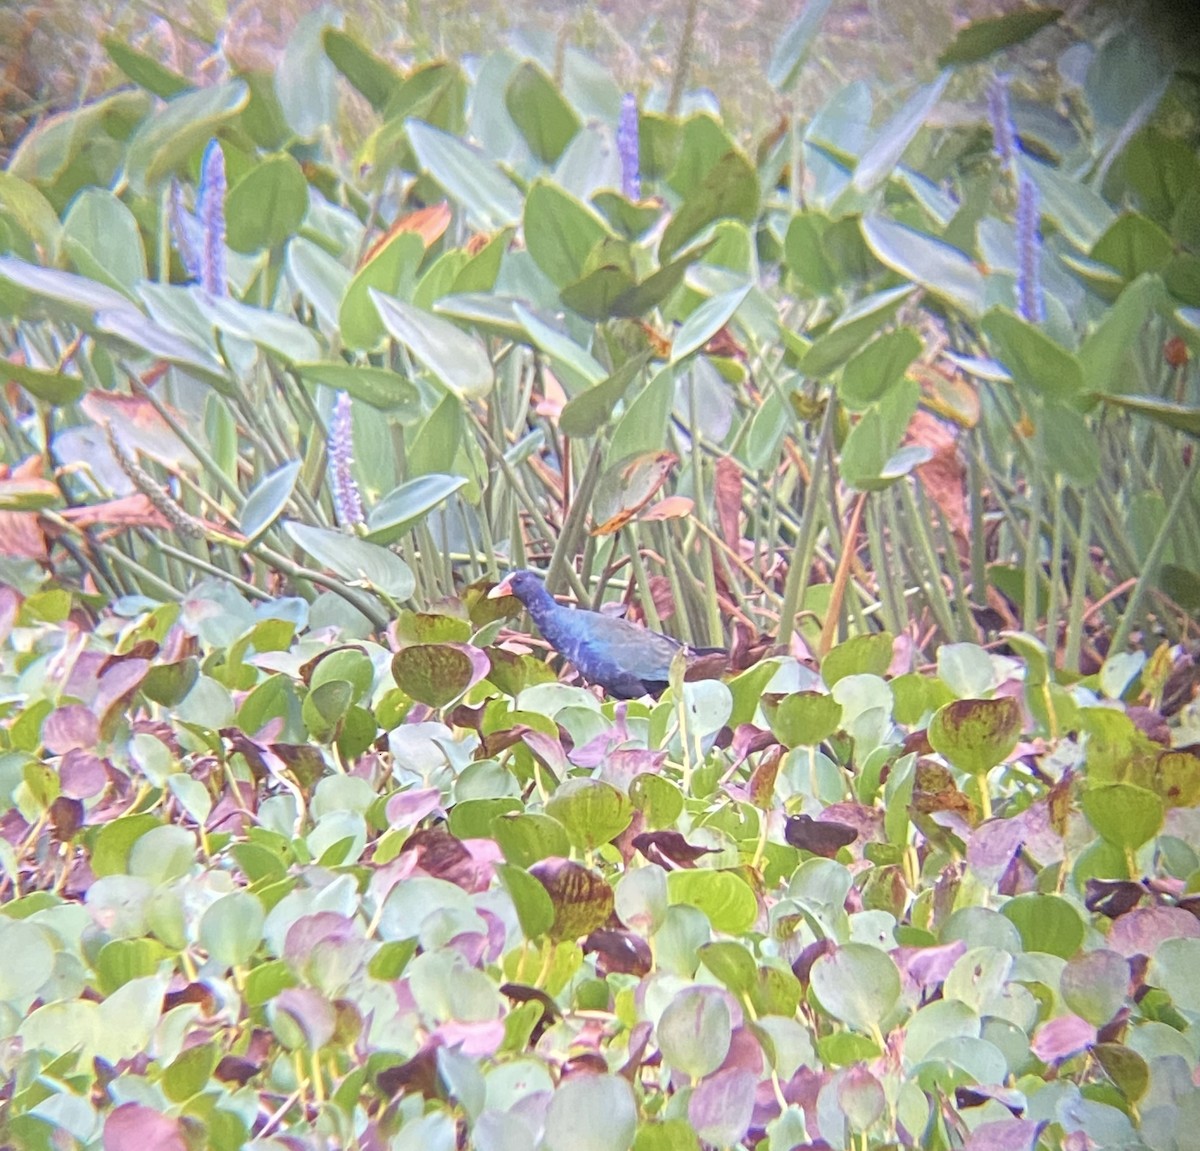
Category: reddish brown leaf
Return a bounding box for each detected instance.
[637,494,693,522]
[359,202,452,268]
[714,455,744,550]
[907,410,967,537]
[783,814,857,857]
[631,830,717,868]
[591,451,678,536]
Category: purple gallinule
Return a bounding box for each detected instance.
[489,569,723,699]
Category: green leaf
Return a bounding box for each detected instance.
[671,283,750,364]
[559,351,653,437]
[492,812,571,868]
[124,80,250,194]
[104,37,191,97]
[1091,212,1173,283]
[0,361,84,406]
[0,174,62,256]
[810,943,901,1033]
[661,150,759,261]
[284,520,415,600]
[240,461,300,546]
[861,215,984,318]
[505,62,581,164]
[802,285,915,377]
[514,302,606,391]
[1078,274,1165,397]
[225,155,309,253]
[524,180,612,288]
[276,8,340,138]
[391,643,488,707]
[61,189,146,296]
[768,0,835,90]
[296,362,421,417]
[365,474,468,545]
[823,633,896,686]
[1001,893,1084,958]
[1041,401,1099,486]
[407,119,522,230]
[667,869,757,934]
[840,377,925,491]
[199,890,265,968]
[763,692,843,748]
[657,987,732,1079]
[339,231,425,351]
[497,862,555,940]
[543,1074,637,1151]
[853,73,950,194]
[982,308,1084,398]
[937,8,1063,66]
[928,696,1022,776]
[322,28,401,111]
[1081,783,1164,850]
[544,778,632,852]
[839,327,922,409]
[371,290,493,399]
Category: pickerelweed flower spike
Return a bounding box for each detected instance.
[198,138,227,297]
[169,180,203,281]
[1016,175,1045,325]
[328,391,365,529]
[987,74,1019,176]
[618,92,641,201]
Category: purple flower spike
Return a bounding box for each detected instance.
[618,92,641,201]
[1016,175,1045,325]
[328,391,365,529]
[987,75,1019,174]
[198,138,227,297]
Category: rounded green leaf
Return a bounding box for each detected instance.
[199,890,265,969]
[391,643,489,708]
[1060,950,1129,1026]
[1081,783,1164,850]
[667,869,757,934]
[810,943,901,1034]
[225,155,308,252]
[1001,893,1084,959]
[543,1074,637,1151]
[497,862,555,941]
[543,778,632,852]
[657,986,732,1079]
[928,696,1022,776]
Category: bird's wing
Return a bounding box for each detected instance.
[565,611,686,682]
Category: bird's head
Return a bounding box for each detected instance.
[488,569,544,605]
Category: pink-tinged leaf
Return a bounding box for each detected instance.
[60,748,108,800]
[94,659,150,727]
[42,705,100,755]
[688,1067,758,1149]
[403,825,492,892]
[718,1026,765,1077]
[963,1118,1046,1151]
[521,729,570,777]
[894,939,966,990]
[838,1064,886,1131]
[273,987,337,1049]
[1031,1013,1096,1063]
[284,911,363,970]
[433,1018,506,1057]
[968,817,1026,887]
[385,787,445,828]
[104,1104,187,1151]
[81,391,195,467]
[600,747,667,791]
[1107,906,1200,957]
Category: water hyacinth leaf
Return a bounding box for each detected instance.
[407,119,522,229]
[861,216,985,317]
[559,351,653,437]
[667,869,757,934]
[853,72,950,194]
[505,62,581,164]
[0,919,55,1001]
[225,154,309,252]
[542,1074,637,1151]
[1001,893,1084,958]
[491,812,571,868]
[371,290,493,398]
[1148,937,1200,1013]
[365,474,468,545]
[982,309,1084,398]
[823,632,895,687]
[938,8,1064,66]
[1092,1044,1149,1103]
[284,521,415,600]
[524,180,611,288]
[1081,783,1164,850]
[928,697,1022,776]
[1060,949,1129,1026]
[763,691,843,748]
[239,460,300,546]
[657,986,732,1079]
[391,643,489,708]
[199,890,265,969]
[296,362,421,416]
[497,862,555,940]
[810,943,901,1033]
[629,773,685,829]
[543,778,632,851]
[768,0,835,90]
[698,940,758,996]
[529,857,615,940]
[124,80,249,194]
[670,283,751,364]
